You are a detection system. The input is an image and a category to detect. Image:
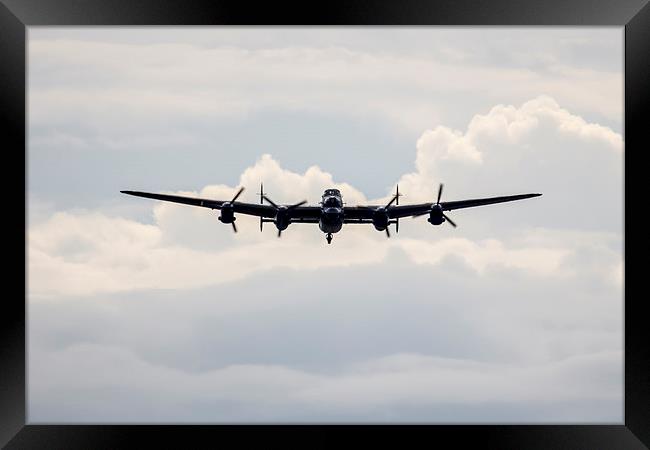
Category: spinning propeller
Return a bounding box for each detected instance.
[363,185,402,238]
[221,186,245,233]
[384,185,402,238]
[259,184,307,237]
[413,183,457,227]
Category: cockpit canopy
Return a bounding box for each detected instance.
[324,196,341,207]
[324,189,340,196]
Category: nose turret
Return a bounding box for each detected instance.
[324,206,341,216]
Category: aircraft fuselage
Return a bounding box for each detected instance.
[318,189,344,234]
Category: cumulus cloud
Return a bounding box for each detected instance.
[28,29,622,219]
[28,210,387,297]
[403,96,622,195]
[416,127,483,166]
[29,208,585,298]
[28,96,622,299]
[465,96,622,150]
[393,96,622,241]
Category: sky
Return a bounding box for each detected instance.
[27,27,623,423]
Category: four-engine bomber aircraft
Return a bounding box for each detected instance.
[121,184,541,244]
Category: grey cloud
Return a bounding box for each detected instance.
[29,251,621,422]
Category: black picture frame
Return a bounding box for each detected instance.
[2,0,648,447]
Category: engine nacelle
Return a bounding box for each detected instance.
[274,206,290,231]
[427,205,445,225]
[218,203,235,223]
[372,208,389,231]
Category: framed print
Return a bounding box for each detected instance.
[2,0,649,447]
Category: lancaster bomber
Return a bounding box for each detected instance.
[121,184,541,244]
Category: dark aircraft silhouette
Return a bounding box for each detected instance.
[121,184,541,244]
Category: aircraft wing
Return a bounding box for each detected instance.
[288,206,322,219]
[341,206,378,220]
[440,193,542,211]
[121,190,224,208]
[121,190,324,219]
[121,190,280,218]
[387,193,541,218]
[386,203,435,219]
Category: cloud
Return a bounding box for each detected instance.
[27,30,622,219]
[27,27,624,423]
[27,95,623,422]
[29,253,622,371]
[416,126,483,166]
[399,237,570,276]
[28,209,389,297]
[465,96,622,150]
[237,154,368,205]
[29,209,583,298]
[404,96,621,193]
[394,96,622,238]
[28,96,623,298]
[29,33,622,142]
[29,246,622,422]
[29,342,621,422]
